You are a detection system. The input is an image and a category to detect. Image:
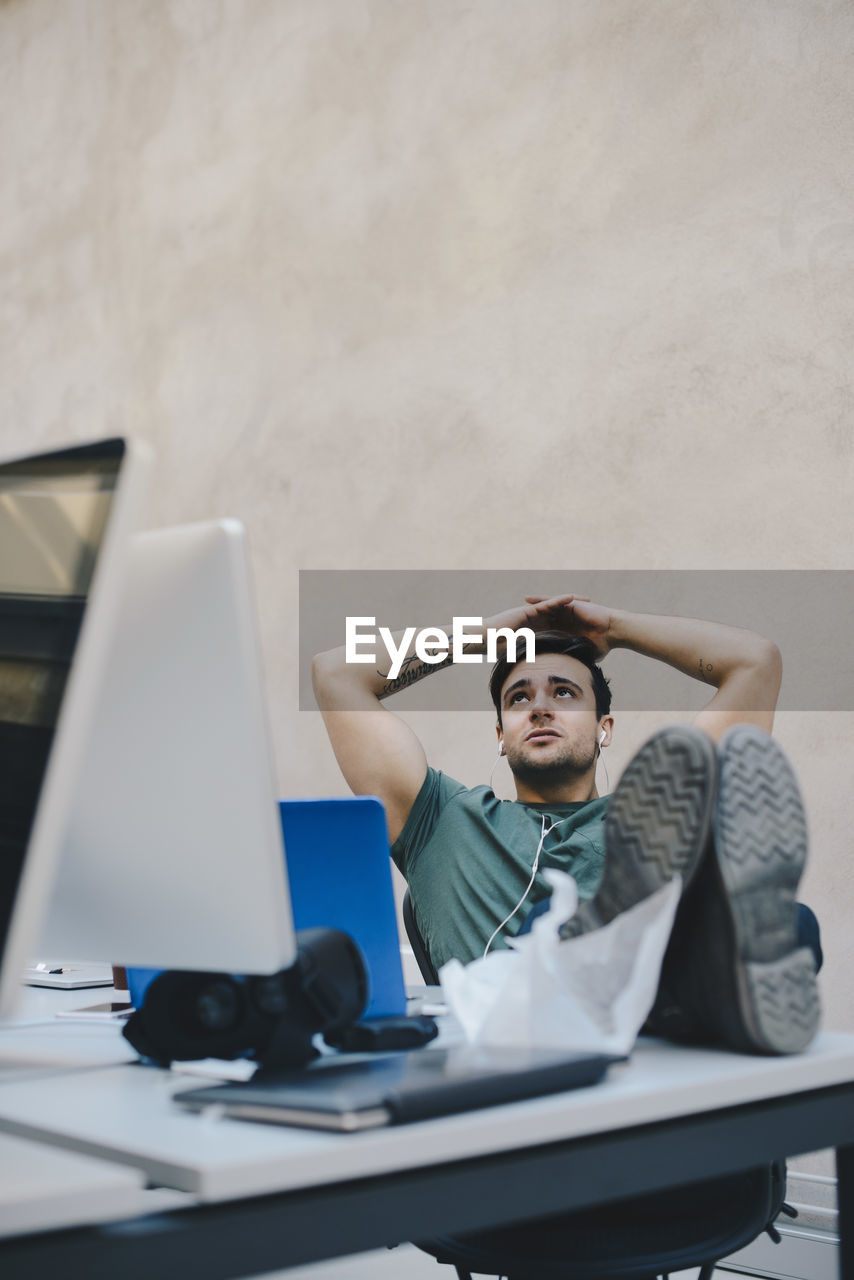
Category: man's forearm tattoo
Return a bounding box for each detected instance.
[379,651,454,698]
[698,657,715,682]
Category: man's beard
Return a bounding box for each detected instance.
[505,739,597,789]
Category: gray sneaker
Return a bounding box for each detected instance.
[559,724,717,940]
[648,725,820,1055]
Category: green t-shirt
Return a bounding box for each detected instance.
[391,768,609,970]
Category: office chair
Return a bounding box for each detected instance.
[402,888,440,985]
[401,889,795,1280]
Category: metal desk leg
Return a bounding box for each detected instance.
[838,1144,854,1279]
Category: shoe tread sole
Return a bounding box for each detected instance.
[560,726,716,940]
[714,726,819,1054]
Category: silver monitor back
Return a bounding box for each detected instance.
[39,519,296,975]
[0,438,149,1019]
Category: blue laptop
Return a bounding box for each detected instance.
[279,797,407,1019]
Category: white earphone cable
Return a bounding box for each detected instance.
[488,745,504,792]
[482,811,575,958]
[483,727,608,956]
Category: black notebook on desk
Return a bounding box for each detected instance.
[173,1046,616,1132]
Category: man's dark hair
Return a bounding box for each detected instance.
[489,631,612,724]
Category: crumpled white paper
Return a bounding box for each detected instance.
[439,869,681,1056]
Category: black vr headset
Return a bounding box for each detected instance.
[123,927,368,1069]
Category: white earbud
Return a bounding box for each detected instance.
[499,739,505,755]
[599,730,606,747]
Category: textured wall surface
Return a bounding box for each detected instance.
[2,1,852,1056]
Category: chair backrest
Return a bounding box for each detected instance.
[402,889,440,985]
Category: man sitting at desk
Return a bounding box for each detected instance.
[312,594,821,1055]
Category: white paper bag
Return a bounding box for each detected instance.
[440,870,681,1056]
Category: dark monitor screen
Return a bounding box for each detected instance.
[0,439,126,975]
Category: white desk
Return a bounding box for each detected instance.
[0,1032,852,1277]
[0,1132,189,1238]
[0,985,137,1085]
[0,1132,142,1237]
[0,1034,851,1200]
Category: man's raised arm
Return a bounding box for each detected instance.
[312,629,437,843]
[312,619,485,842]
[524,595,783,740]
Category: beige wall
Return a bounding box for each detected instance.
[2,1,852,1045]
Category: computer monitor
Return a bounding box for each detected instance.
[0,438,149,1019]
[38,519,297,976]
